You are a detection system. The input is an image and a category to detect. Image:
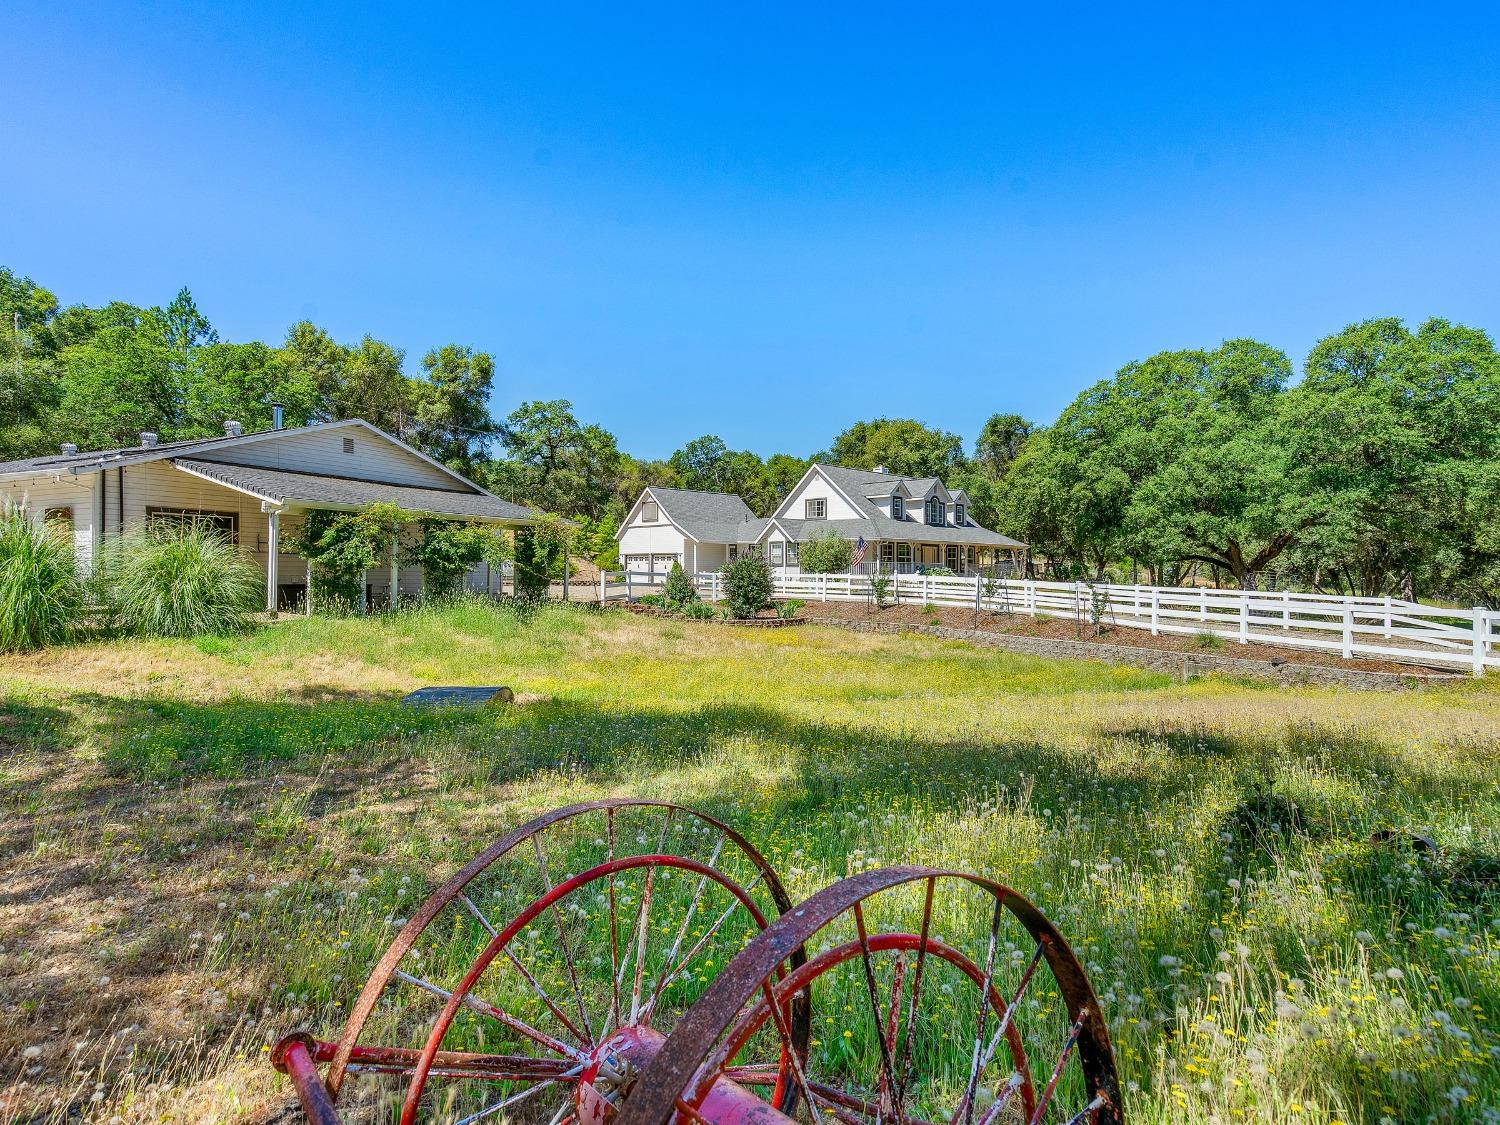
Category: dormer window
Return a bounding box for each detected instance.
[805,498,827,519]
[891,496,905,521]
[642,501,660,522]
[955,503,966,526]
[926,496,944,526]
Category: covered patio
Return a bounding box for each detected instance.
[174,460,539,612]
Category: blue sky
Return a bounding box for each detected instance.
[3,3,1498,459]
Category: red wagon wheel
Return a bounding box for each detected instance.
[309,800,809,1125]
[617,866,1121,1125]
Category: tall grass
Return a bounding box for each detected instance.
[97,524,261,637]
[0,504,85,651]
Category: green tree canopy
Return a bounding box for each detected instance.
[829,418,963,478]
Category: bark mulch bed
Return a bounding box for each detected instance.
[791,598,1451,677]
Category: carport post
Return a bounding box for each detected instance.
[264,506,280,615]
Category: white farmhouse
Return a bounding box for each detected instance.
[617,463,1025,578]
[0,416,540,610]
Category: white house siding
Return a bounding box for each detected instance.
[694,543,729,571]
[0,474,100,566]
[617,521,688,572]
[121,462,310,590]
[777,472,864,521]
[196,426,462,491]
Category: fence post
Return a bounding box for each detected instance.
[821,574,828,602]
[1027,581,1036,617]
[1239,593,1249,644]
[1282,589,1290,630]
[1383,596,1392,639]
[1474,607,1489,678]
[599,569,606,603]
[1150,587,1160,636]
[1199,587,1207,623]
[1133,584,1141,615]
[923,574,930,602]
[1342,605,1354,659]
[974,574,982,613]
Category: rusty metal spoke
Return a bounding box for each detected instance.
[893,876,936,1117]
[391,969,585,1063]
[851,902,898,1124]
[532,835,595,1044]
[460,893,589,1046]
[957,898,1004,1125]
[640,834,727,1023]
[1027,1008,1090,1125]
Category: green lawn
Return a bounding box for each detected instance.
[1,601,1497,1125]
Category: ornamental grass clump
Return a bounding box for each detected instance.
[0,504,85,651]
[100,524,260,637]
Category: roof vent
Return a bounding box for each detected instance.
[139,432,159,448]
[60,442,78,455]
[224,420,243,438]
[873,465,888,474]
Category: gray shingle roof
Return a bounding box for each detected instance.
[176,460,539,523]
[0,429,281,478]
[771,516,1023,548]
[646,487,757,540]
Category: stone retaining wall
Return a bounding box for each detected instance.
[815,618,1456,691]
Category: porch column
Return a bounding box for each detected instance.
[389,537,399,610]
[265,507,280,615]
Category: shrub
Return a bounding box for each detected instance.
[99,525,260,637]
[637,593,664,608]
[0,505,85,651]
[774,598,804,621]
[798,531,854,574]
[921,565,955,577]
[720,552,773,618]
[682,600,716,620]
[869,573,893,609]
[1193,630,1225,650]
[512,528,555,599]
[661,562,698,609]
[406,519,497,598]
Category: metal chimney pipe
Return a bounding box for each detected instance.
[271,403,285,430]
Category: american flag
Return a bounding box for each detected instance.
[852,535,867,568]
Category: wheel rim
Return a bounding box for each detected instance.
[323,800,808,1123]
[619,866,1121,1125]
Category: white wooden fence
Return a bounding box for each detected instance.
[599,569,1497,675]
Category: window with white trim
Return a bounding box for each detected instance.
[805,498,827,519]
[879,541,895,568]
[955,503,966,525]
[926,496,944,526]
[896,542,912,568]
[770,540,784,565]
[891,496,905,520]
[146,507,239,543]
[786,541,799,564]
[641,501,660,522]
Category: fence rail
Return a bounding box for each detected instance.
[598,569,1496,675]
